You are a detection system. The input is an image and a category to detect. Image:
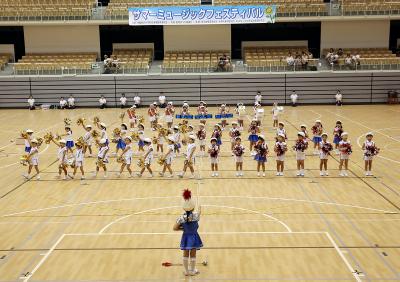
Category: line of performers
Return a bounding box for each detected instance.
[20,102,380,180]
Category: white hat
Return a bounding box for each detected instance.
[26,129,34,133]
[167,102,173,105]
[99,138,107,144]
[188,135,196,140]
[168,136,175,142]
[31,139,38,143]
[232,121,238,125]
[300,124,307,128]
[188,125,194,129]
[86,125,92,128]
[59,139,66,144]
[315,120,321,123]
[121,123,127,127]
[100,122,107,128]
[210,137,217,142]
[124,136,132,141]
[366,132,373,136]
[321,133,328,137]
[131,105,136,108]
[174,125,179,130]
[298,132,305,137]
[182,189,195,211]
[144,138,152,143]
[215,124,221,128]
[278,133,285,138]
[199,123,205,127]
[278,122,285,126]
[341,132,348,137]
[258,135,265,140]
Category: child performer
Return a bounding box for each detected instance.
[219,104,230,130]
[23,139,40,180]
[208,138,220,177]
[276,122,287,141]
[137,138,154,178]
[97,123,109,146]
[95,138,109,178]
[212,124,222,146]
[248,119,260,156]
[72,140,85,180]
[300,124,309,140]
[235,103,245,129]
[63,126,74,155]
[197,101,208,116]
[115,123,128,155]
[318,133,333,176]
[254,103,263,127]
[165,102,175,129]
[338,132,352,177]
[333,120,343,154]
[173,189,203,276]
[181,102,190,116]
[159,136,175,178]
[52,139,69,180]
[362,132,379,176]
[271,103,279,128]
[178,135,196,179]
[127,105,137,129]
[254,135,268,177]
[293,132,308,177]
[148,104,158,131]
[233,137,245,177]
[274,133,287,176]
[24,129,34,153]
[137,123,145,152]
[156,123,166,154]
[117,136,134,178]
[196,124,206,156]
[82,125,93,157]
[311,120,323,155]
[173,125,181,154]
[229,122,241,152]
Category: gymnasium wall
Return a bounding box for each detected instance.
[0,72,398,108]
[320,20,390,51]
[0,26,25,61]
[23,25,101,55]
[163,25,231,52]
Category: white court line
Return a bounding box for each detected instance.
[0,144,50,169]
[22,231,361,282]
[99,204,292,234]
[3,194,394,218]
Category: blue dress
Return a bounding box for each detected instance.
[178,213,203,250]
[117,138,126,150]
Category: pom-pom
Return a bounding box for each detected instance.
[182,189,192,200]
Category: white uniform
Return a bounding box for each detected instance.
[186,143,196,163]
[75,148,84,167]
[255,94,262,104]
[173,132,180,144]
[209,145,219,164]
[319,141,329,160]
[101,129,108,141]
[165,144,175,165]
[363,140,375,161]
[120,96,127,106]
[67,97,75,107]
[99,98,107,105]
[294,141,307,161]
[29,147,39,166]
[133,96,141,105]
[24,138,31,148]
[276,128,286,138]
[144,145,154,165]
[290,93,298,104]
[339,140,351,160]
[65,131,73,142]
[83,131,92,146]
[275,142,287,161]
[58,147,68,165]
[59,99,67,108]
[124,144,133,164]
[28,98,35,107]
[272,107,279,120]
[98,146,109,163]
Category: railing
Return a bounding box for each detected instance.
[161,63,234,74]
[330,59,400,72]
[245,59,320,73]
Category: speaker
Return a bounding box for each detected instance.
[201,0,213,5]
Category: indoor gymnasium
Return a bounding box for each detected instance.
[0,1,399,282]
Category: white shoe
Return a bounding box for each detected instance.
[324,171,329,176]
[369,171,373,176]
[136,173,142,177]
[300,173,305,177]
[36,175,41,180]
[211,172,215,177]
[23,174,29,179]
[296,171,301,176]
[103,174,107,178]
[128,174,133,178]
[215,172,219,177]
[320,171,324,176]
[81,176,85,180]
[240,172,243,177]
[167,174,174,178]
[339,171,344,177]
[62,176,67,180]
[276,172,280,176]
[280,172,284,176]
[190,269,200,276]
[178,173,183,178]
[344,171,348,177]
[262,173,266,177]
[159,172,164,177]
[116,172,121,177]
[236,172,239,177]
[365,171,369,176]
[257,172,261,177]
[148,174,153,178]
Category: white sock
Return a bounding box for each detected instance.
[183,257,189,273]
[190,257,197,273]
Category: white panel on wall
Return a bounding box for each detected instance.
[24,25,100,55]
[320,20,390,52]
[164,25,231,52]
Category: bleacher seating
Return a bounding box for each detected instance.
[0,54,12,70]
[112,49,153,72]
[0,0,96,21]
[340,0,400,15]
[14,53,97,75]
[244,46,317,71]
[162,50,230,72]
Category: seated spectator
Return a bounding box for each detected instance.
[294,54,302,69]
[255,91,262,105]
[120,93,127,108]
[290,91,298,107]
[67,95,75,109]
[59,97,67,109]
[352,54,361,66]
[307,51,314,59]
[158,93,167,108]
[27,95,35,110]
[337,48,344,56]
[325,48,334,62]
[133,94,141,108]
[99,95,107,109]
[286,52,294,66]
[335,90,343,106]
[112,55,120,71]
[217,54,231,72]
[301,51,309,70]
[103,55,112,73]
[344,53,353,69]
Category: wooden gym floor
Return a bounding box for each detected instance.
[0,105,399,282]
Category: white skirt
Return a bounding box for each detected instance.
[364,155,373,161]
[165,115,173,123]
[30,159,39,166]
[340,153,349,160]
[319,152,329,160]
[144,155,153,165]
[165,155,174,165]
[296,151,305,161]
[124,156,132,165]
[75,160,83,167]
[210,157,218,164]
[235,156,243,163]
[198,139,206,146]
[276,155,285,161]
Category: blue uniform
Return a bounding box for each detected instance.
[177,212,203,250]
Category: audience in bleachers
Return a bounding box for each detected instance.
[120,93,127,108]
[217,54,232,72]
[59,97,67,109]
[28,95,35,110]
[99,95,107,109]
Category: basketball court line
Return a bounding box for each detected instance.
[21,231,362,282]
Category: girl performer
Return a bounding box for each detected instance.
[52,139,69,180]
[211,124,222,146]
[276,122,287,141]
[208,138,220,177]
[333,120,343,154]
[165,102,175,128]
[338,132,352,177]
[318,133,333,176]
[71,140,85,180]
[274,133,287,176]
[173,189,203,276]
[233,137,245,177]
[127,105,137,129]
[235,103,245,129]
[97,122,109,146]
[219,104,230,130]
[159,136,175,178]
[293,132,308,177]
[156,123,166,154]
[197,101,208,116]
[311,120,323,155]
[229,122,241,152]
[115,123,127,155]
[362,132,379,176]
[62,126,74,155]
[248,119,260,155]
[300,124,309,140]
[82,125,93,157]
[173,125,181,154]
[23,129,34,153]
[196,123,206,156]
[95,138,109,178]
[137,138,154,178]
[181,102,190,116]
[178,135,196,179]
[271,103,279,128]
[254,135,268,177]
[117,136,134,178]
[23,138,40,180]
[148,104,158,131]
[137,123,145,152]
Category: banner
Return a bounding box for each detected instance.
[129,5,276,26]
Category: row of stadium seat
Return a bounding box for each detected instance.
[111,49,153,72]
[0,54,12,70]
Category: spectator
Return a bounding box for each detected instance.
[59,97,67,109]
[99,95,107,109]
[27,95,35,110]
[294,54,302,70]
[337,48,344,56]
[217,54,231,72]
[286,52,294,67]
[344,53,353,69]
[352,54,361,66]
[326,48,334,62]
[301,51,309,70]
[67,95,75,109]
[307,51,313,59]
[120,93,127,108]
[112,55,120,71]
[290,91,298,107]
[335,90,343,106]
[255,91,262,105]
[133,94,141,108]
[103,55,112,73]
[158,93,167,108]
